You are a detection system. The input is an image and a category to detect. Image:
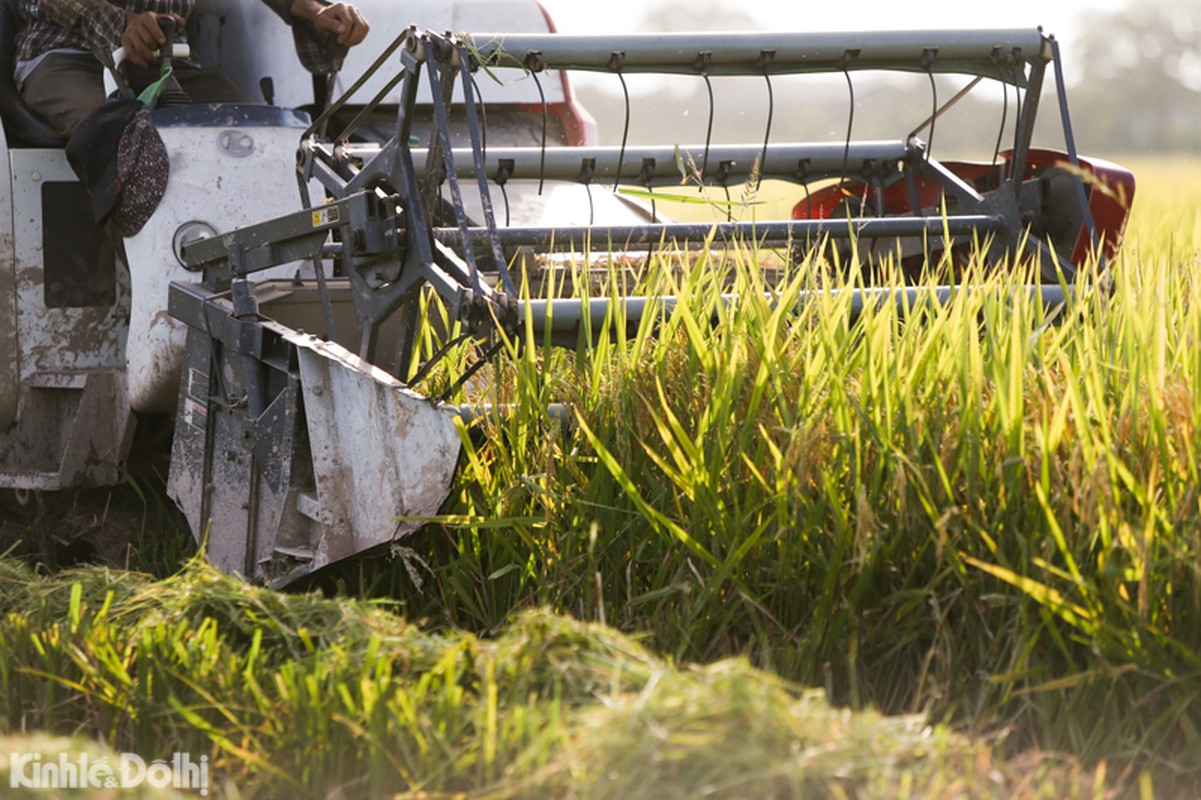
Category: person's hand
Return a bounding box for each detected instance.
[291,0,369,47]
[121,11,186,68]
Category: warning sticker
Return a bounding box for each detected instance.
[184,398,209,430]
[312,206,340,227]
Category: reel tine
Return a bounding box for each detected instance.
[701,73,714,188]
[922,48,938,163]
[695,50,713,189]
[639,156,658,261]
[797,158,812,221]
[470,72,488,156]
[524,51,549,195]
[495,158,513,228]
[839,65,855,193]
[610,51,630,192]
[1010,63,1024,184]
[991,48,1009,182]
[578,158,597,227]
[640,158,658,224]
[758,49,776,192]
[715,160,733,223]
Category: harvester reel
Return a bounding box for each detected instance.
[163,26,1133,584]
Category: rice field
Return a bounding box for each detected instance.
[3,156,1201,797]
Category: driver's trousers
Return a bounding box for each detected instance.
[20,51,254,136]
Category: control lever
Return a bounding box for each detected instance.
[155,15,177,69]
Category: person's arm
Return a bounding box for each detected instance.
[119,10,187,67]
[288,0,367,48]
[41,0,129,57]
[258,0,369,74]
[41,0,192,67]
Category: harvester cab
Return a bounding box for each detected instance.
[0,9,1135,585]
[0,0,589,492]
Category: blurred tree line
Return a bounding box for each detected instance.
[572,0,1201,157]
[1070,0,1201,153]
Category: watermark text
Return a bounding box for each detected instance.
[10,751,208,795]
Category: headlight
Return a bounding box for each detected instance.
[173,221,219,270]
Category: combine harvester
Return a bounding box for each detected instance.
[0,1,1134,584]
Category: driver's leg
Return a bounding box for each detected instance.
[20,53,106,135]
[22,55,257,138]
[119,62,255,107]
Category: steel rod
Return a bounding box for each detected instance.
[323,141,914,186]
[465,29,1049,82]
[520,284,1070,345]
[433,215,1004,249]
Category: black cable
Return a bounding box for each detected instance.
[701,72,714,187]
[495,159,513,227]
[615,70,631,191]
[839,69,855,193]
[992,73,1009,183]
[759,70,775,190]
[470,73,488,157]
[1010,68,1024,179]
[530,69,548,195]
[925,69,937,162]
